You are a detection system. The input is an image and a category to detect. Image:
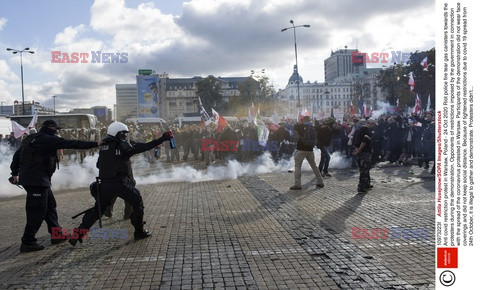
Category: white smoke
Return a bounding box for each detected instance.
[371,100,395,119]
[0,144,24,198]
[1,144,351,198]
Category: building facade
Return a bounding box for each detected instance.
[115,84,138,121]
[276,50,384,120]
[115,74,249,122]
[324,47,367,84]
[13,101,54,115]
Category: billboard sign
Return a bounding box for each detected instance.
[136,75,160,118]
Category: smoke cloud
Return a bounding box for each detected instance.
[0,144,350,198]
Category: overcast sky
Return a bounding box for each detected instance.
[0,0,435,112]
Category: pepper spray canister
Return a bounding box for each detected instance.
[169,132,177,149]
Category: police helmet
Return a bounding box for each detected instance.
[107,122,129,137]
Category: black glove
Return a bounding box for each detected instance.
[160,131,173,142]
[8,176,18,185]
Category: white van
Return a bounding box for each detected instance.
[0,116,12,137]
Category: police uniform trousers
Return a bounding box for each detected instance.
[22,185,61,243]
[78,180,145,233]
[357,152,372,191]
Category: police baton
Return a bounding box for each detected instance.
[8,176,24,190]
[96,177,103,228]
[71,207,94,219]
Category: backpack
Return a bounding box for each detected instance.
[300,124,317,147]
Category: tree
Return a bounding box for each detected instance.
[195,75,225,113]
[237,77,259,104]
[256,76,276,102]
[377,48,435,108]
[377,64,410,106]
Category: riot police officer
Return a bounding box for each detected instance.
[10,120,101,252]
[70,122,173,245]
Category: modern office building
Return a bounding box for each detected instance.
[115,84,138,121]
[324,47,367,84]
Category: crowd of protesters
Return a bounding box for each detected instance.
[1,111,435,175]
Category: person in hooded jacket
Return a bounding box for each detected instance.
[10,120,102,252]
[69,122,173,246]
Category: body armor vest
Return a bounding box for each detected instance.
[98,141,132,179]
[19,133,58,175]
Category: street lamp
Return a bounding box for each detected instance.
[52,95,57,114]
[6,47,35,115]
[281,20,310,108]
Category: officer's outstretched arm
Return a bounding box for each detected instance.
[120,132,172,159]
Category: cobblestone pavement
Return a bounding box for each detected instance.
[0,160,435,289]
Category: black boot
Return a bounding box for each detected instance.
[20,242,45,252]
[134,229,152,240]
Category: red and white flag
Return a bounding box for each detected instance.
[408,72,415,91]
[12,112,38,138]
[350,101,355,116]
[414,94,422,114]
[28,111,38,129]
[211,108,228,133]
[420,56,428,71]
[363,104,369,117]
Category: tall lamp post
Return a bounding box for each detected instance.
[6,47,35,115]
[281,20,310,108]
[52,95,57,114]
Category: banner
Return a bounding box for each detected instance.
[136,74,160,118]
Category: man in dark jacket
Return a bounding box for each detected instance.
[10,120,101,252]
[352,119,375,194]
[290,116,324,190]
[69,122,173,246]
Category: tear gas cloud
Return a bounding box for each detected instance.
[0,143,350,198]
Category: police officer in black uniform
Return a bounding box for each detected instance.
[70,121,173,245]
[10,120,101,252]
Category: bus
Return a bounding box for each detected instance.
[10,114,99,141]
